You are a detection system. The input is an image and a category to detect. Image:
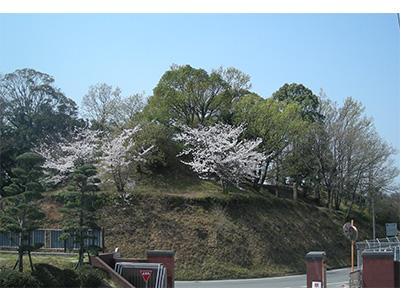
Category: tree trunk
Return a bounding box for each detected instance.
[28,251,34,272]
[326,189,331,209]
[13,257,19,270]
[314,183,321,205]
[293,181,298,201]
[76,230,84,269]
[76,211,85,269]
[18,249,23,272]
[258,161,270,188]
[221,180,228,194]
[334,191,341,210]
[17,232,24,272]
[275,162,280,197]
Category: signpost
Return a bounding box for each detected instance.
[140,269,153,288]
[343,220,358,272]
[385,223,398,237]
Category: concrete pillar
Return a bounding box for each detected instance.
[305,251,327,288]
[147,250,175,288]
[362,250,395,288]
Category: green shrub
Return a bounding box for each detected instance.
[61,269,81,288]
[32,263,106,288]
[0,269,40,288]
[32,263,80,288]
[32,264,60,287]
[77,265,106,288]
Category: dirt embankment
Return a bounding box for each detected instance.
[97,192,382,280]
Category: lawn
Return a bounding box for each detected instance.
[0,252,83,271]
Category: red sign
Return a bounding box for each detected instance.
[140,270,152,282]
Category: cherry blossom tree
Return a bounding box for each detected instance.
[99,127,153,201]
[174,123,265,192]
[36,128,101,184]
[37,126,154,201]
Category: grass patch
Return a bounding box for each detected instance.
[0,253,84,271]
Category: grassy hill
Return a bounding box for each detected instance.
[83,174,383,281]
[38,167,387,281]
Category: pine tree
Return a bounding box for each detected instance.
[59,164,104,269]
[0,152,46,272]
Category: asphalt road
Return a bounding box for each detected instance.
[176,267,350,288]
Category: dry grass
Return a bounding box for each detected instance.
[38,173,383,281]
[98,189,382,280]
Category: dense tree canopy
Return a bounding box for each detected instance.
[272,83,322,122]
[0,65,398,248]
[0,69,82,150]
[144,64,251,126]
[0,69,83,195]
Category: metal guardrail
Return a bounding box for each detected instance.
[0,228,103,251]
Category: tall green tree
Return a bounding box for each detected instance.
[0,96,15,191]
[0,152,46,272]
[272,84,322,199]
[59,164,104,268]
[144,64,251,127]
[0,69,84,194]
[272,83,322,122]
[233,94,307,189]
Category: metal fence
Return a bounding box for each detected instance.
[0,228,103,251]
[355,236,400,269]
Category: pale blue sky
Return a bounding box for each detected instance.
[1,14,399,169]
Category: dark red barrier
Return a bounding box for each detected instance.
[305,251,327,288]
[362,251,395,288]
[147,250,175,288]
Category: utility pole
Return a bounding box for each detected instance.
[368,171,376,240]
[372,197,376,240]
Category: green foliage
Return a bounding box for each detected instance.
[233,94,309,187]
[128,121,180,173]
[0,269,40,287]
[77,265,106,288]
[0,152,46,271]
[0,69,82,151]
[272,83,322,122]
[235,96,307,148]
[375,194,400,224]
[31,263,105,287]
[0,69,84,195]
[32,263,81,288]
[143,64,250,127]
[59,164,105,268]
